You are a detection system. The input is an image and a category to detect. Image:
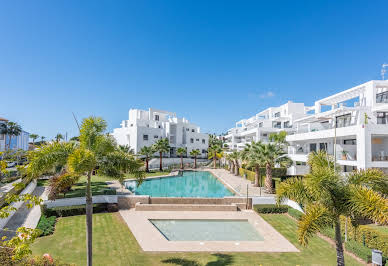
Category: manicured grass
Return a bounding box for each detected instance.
[366,224,388,234]
[56,176,115,198]
[31,213,363,265]
[126,170,170,178]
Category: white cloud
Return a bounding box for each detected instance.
[259,91,275,99]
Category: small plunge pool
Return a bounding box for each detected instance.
[150,219,264,241]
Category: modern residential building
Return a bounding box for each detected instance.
[0,117,30,152]
[287,80,388,175]
[112,108,209,158]
[224,101,306,150]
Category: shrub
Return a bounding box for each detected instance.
[239,167,287,188]
[254,204,288,213]
[288,208,303,220]
[36,215,57,236]
[41,203,118,217]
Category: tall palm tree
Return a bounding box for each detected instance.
[40,136,45,144]
[28,117,145,266]
[228,151,240,176]
[225,153,235,174]
[152,138,170,171]
[29,134,39,146]
[118,144,134,155]
[245,141,266,187]
[177,147,186,169]
[260,143,285,193]
[208,144,223,168]
[277,151,388,266]
[190,149,200,169]
[139,145,154,172]
[0,121,22,150]
[55,133,64,142]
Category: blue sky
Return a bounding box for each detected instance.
[1,0,387,140]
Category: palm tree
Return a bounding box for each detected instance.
[152,138,170,171]
[229,151,240,176]
[190,149,201,168]
[277,151,388,266]
[40,136,45,144]
[55,133,64,142]
[208,144,223,168]
[118,144,134,154]
[27,116,145,266]
[29,134,39,146]
[260,143,285,193]
[225,153,235,174]
[139,145,154,172]
[245,141,265,187]
[177,147,186,169]
[0,121,22,150]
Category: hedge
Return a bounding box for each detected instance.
[253,204,288,213]
[36,215,57,236]
[238,167,287,189]
[41,203,118,217]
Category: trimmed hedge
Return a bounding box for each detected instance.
[254,204,288,214]
[239,167,287,189]
[36,215,57,236]
[41,203,118,217]
[288,208,303,220]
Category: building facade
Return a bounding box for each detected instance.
[0,117,30,152]
[112,108,209,158]
[287,80,388,175]
[224,101,306,150]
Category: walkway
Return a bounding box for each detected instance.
[208,169,273,197]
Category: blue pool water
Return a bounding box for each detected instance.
[150,219,264,241]
[125,171,234,198]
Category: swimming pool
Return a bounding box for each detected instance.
[125,171,234,198]
[150,219,264,241]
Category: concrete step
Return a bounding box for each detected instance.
[135,203,238,211]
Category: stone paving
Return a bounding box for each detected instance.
[208,169,273,197]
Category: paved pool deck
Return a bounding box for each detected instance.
[208,169,273,197]
[119,209,299,252]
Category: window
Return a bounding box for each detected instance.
[202,139,205,144]
[202,149,207,153]
[190,138,194,143]
[272,122,281,128]
[192,129,195,132]
[154,135,158,139]
[309,143,317,152]
[343,139,356,145]
[130,124,133,127]
[155,115,159,121]
[0,134,4,140]
[158,125,162,128]
[284,121,291,128]
[274,112,281,118]
[319,143,327,151]
[344,165,357,172]
[259,122,263,128]
[376,91,388,103]
[196,139,199,141]
[377,112,388,124]
[262,133,268,137]
[124,121,128,127]
[146,124,149,127]
[335,114,351,128]
[143,135,148,141]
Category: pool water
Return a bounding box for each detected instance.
[150,219,264,241]
[125,171,234,198]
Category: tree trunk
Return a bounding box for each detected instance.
[265,162,273,193]
[334,218,345,266]
[145,158,149,172]
[213,158,216,168]
[254,165,260,187]
[159,152,163,171]
[180,155,183,169]
[194,156,197,169]
[86,171,93,266]
[234,160,240,176]
[229,161,234,174]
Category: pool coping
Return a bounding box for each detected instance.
[124,169,240,197]
[119,209,299,252]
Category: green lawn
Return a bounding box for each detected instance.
[31,213,363,266]
[126,170,170,178]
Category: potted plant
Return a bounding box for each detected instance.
[341,150,348,160]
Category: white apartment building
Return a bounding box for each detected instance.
[224,101,306,150]
[112,108,209,158]
[287,80,388,175]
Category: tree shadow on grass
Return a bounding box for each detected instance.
[162,258,201,266]
[206,253,234,266]
[161,254,234,266]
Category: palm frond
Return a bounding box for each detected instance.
[276,177,309,205]
[347,169,388,196]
